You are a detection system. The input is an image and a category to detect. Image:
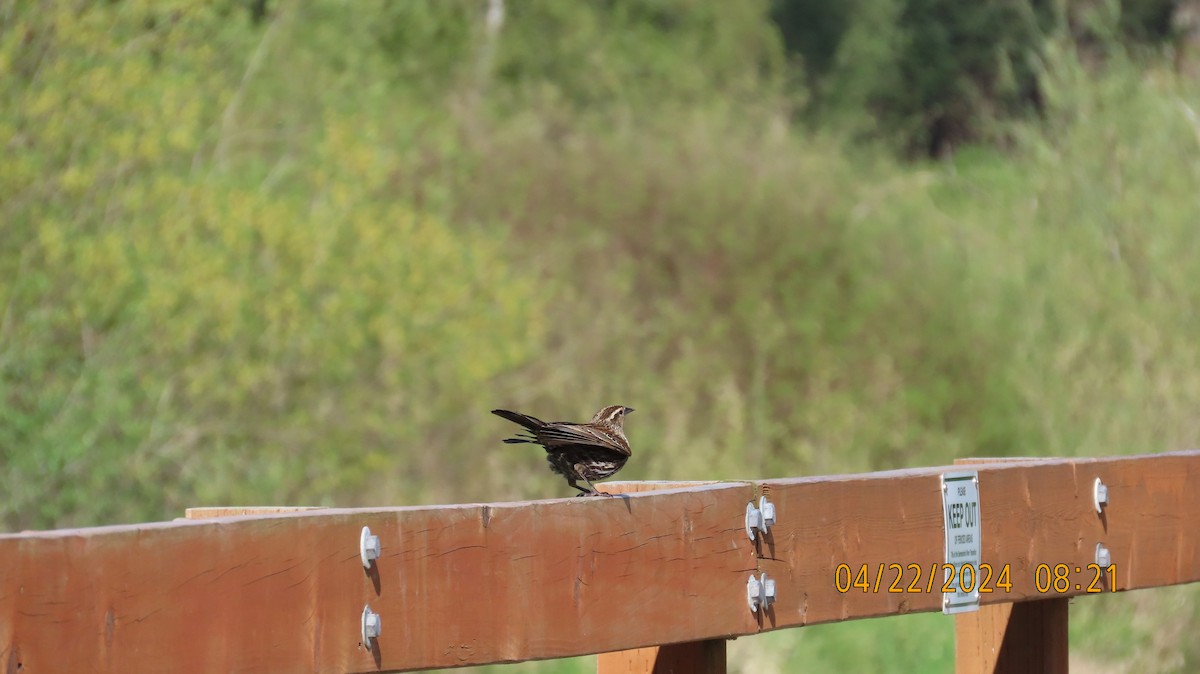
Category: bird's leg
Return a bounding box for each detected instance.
[574,467,614,497]
[567,478,592,497]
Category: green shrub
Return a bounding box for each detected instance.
[0,1,544,528]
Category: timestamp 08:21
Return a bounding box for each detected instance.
[833,562,1118,594]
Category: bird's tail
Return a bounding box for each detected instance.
[491,409,546,443]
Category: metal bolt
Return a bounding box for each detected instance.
[1096,543,1111,568]
[1093,478,1108,514]
[745,496,777,541]
[362,605,382,647]
[360,526,381,569]
[747,572,777,613]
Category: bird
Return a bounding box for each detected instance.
[491,405,635,497]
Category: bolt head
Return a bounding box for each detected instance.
[745,502,762,541]
[762,574,776,606]
[759,496,776,529]
[362,605,382,645]
[747,574,762,612]
[361,526,381,568]
[1093,478,1108,513]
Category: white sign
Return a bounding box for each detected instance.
[941,471,981,614]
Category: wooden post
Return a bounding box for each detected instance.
[952,456,1068,674]
[955,599,1068,674]
[595,483,729,674]
[597,640,726,674]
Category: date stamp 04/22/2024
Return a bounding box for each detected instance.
[833,562,1118,595]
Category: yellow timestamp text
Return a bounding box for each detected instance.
[833,563,1014,594]
[833,562,1119,594]
[1033,563,1117,593]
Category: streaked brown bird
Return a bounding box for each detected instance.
[491,405,635,496]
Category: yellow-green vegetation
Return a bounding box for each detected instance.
[2,1,1198,672]
[1,1,544,527]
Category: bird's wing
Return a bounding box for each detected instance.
[538,423,631,457]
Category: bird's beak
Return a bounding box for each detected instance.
[624,407,635,414]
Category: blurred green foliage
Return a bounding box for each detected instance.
[0,1,544,528]
[2,0,1199,672]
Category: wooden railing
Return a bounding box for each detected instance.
[2,450,1198,673]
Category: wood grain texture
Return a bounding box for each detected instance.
[600,481,722,495]
[1,451,1196,671]
[597,640,726,674]
[0,484,757,673]
[756,450,1200,630]
[955,599,1068,674]
[598,646,661,673]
